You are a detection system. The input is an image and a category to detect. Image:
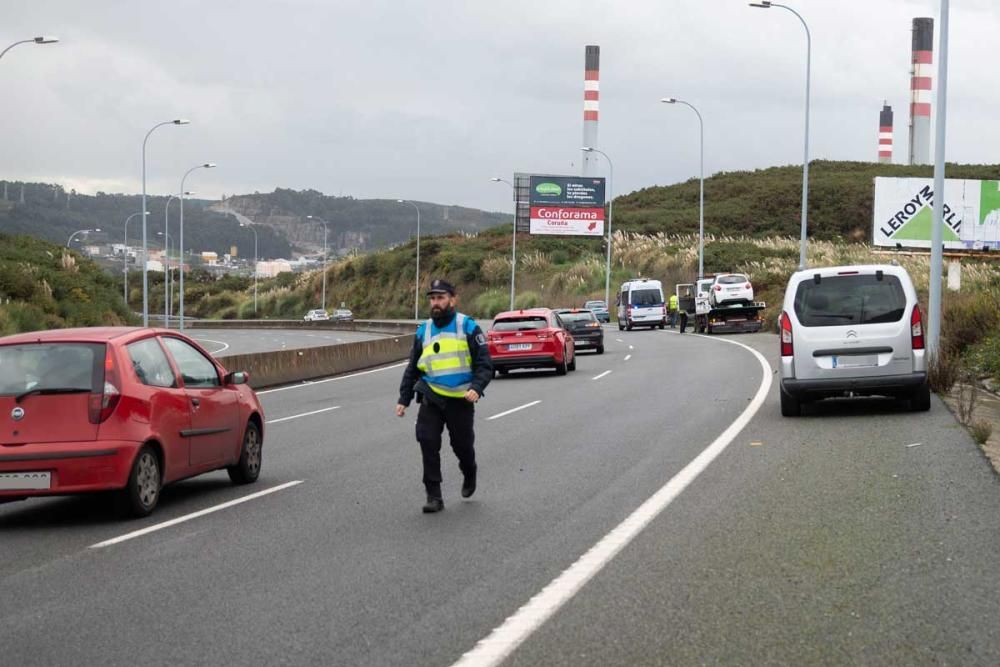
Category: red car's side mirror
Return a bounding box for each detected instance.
[224,371,250,385]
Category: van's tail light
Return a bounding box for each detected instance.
[911,304,925,350]
[89,346,121,424]
[780,311,793,357]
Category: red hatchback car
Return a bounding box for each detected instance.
[0,327,264,517]
[488,308,576,376]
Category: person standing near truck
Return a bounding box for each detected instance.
[396,279,493,513]
[668,292,679,328]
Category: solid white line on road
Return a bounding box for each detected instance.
[624,354,632,361]
[89,481,304,549]
[193,337,230,355]
[592,370,612,380]
[487,400,542,421]
[615,338,623,343]
[267,406,340,424]
[256,362,407,396]
[450,335,772,667]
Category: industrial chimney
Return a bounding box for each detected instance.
[908,18,933,165]
[581,45,600,176]
[878,103,893,164]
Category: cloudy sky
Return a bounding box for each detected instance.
[2,0,997,213]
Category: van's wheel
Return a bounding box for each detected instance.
[228,420,262,485]
[625,321,633,331]
[556,350,568,376]
[910,382,931,412]
[119,444,161,518]
[780,390,801,417]
[617,320,624,331]
[596,344,604,355]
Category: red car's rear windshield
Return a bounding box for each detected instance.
[0,342,105,396]
[492,317,548,332]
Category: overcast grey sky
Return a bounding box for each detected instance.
[2,0,997,213]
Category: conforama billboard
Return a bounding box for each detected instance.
[527,174,606,236]
[873,177,1000,250]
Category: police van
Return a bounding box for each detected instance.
[616,278,666,331]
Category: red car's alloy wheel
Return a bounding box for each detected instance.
[135,450,160,509]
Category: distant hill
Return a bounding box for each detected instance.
[216,188,512,255]
[613,160,1000,241]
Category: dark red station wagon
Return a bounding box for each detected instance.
[0,328,264,517]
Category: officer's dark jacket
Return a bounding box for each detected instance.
[398,311,493,407]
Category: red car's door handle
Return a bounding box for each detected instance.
[191,397,201,408]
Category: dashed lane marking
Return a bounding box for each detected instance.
[487,400,542,421]
[592,370,612,380]
[267,406,341,424]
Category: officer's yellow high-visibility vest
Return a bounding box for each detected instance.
[417,313,474,398]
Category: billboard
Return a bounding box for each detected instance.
[873,177,1000,250]
[528,175,605,207]
[529,206,605,236]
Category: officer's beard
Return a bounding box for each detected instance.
[431,304,456,326]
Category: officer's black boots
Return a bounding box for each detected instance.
[422,496,444,513]
[461,466,477,499]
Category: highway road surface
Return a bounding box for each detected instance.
[189,328,389,357]
[2,328,1000,666]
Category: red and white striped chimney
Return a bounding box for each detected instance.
[908,17,933,165]
[878,103,893,164]
[581,45,600,176]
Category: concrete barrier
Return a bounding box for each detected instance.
[222,333,415,389]
[188,319,417,336]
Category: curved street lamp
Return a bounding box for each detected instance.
[0,36,59,61]
[67,228,100,248]
[240,222,259,314]
[141,118,190,326]
[661,97,706,279]
[123,211,148,307]
[178,163,216,332]
[306,215,331,311]
[397,200,421,320]
[164,191,193,322]
[490,177,518,310]
[581,147,614,309]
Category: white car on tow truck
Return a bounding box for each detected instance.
[616,278,666,331]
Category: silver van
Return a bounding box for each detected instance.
[778,264,929,416]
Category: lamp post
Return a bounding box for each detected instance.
[661,98,706,279]
[141,118,190,327]
[178,163,216,332]
[490,177,518,310]
[67,228,99,248]
[750,0,811,269]
[397,200,421,320]
[306,215,330,311]
[240,222,259,314]
[581,147,614,309]
[164,192,193,322]
[927,0,951,355]
[123,211,147,307]
[0,36,59,62]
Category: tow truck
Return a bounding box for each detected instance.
[675,277,765,334]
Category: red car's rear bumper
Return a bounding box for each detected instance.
[0,439,140,498]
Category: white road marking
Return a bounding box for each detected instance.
[267,406,340,424]
[487,400,542,421]
[629,345,634,350]
[615,338,623,343]
[624,354,632,361]
[450,334,772,667]
[193,337,230,354]
[257,362,408,395]
[592,370,612,380]
[89,481,304,549]
[906,442,923,448]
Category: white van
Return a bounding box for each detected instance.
[616,279,666,330]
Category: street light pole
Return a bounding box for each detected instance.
[67,228,99,248]
[178,163,216,332]
[750,1,811,269]
[661,98,706,279]
[141,118,190,327]
[306,216,331,311]
[240,222,259,314]
[0,36,59,62]
[928,0,951,356]
[490,177,517,310]
[122,211,146,308]
[582,147,614,309]
[398,200,421,320]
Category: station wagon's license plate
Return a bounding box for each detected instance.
[0,471,51,491]
[508,343,532,351]
[832,355,877,369]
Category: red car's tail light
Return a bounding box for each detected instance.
[780,311,793,357]
[911,304,925,350]
[90,346,121,424]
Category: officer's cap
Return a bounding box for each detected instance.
[427,279,456,296]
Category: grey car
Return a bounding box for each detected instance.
[778,264,930,416]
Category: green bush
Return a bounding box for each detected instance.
[941,290,1000,357]
[474,290,509,319]
[514,290,541,310]
[967,335,1000,385]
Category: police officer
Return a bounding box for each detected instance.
[668,292,679,328]
[396,279,493,513]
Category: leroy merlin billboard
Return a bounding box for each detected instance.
[873,177,1000,250]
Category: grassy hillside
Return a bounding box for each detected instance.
[614,160,1000,241]
[0,233,136,335]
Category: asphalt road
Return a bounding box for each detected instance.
[2,327,999,666]
[188,328,388,357]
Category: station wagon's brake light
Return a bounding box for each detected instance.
[745,283,752,289]
[89,346,121,424]
[911,304,925,350]
[837,270,859,275]
[780,311,793,357]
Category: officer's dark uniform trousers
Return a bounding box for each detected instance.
[416,398,476,493]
